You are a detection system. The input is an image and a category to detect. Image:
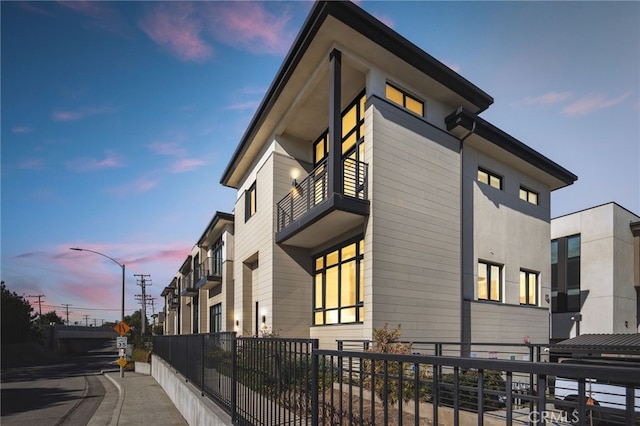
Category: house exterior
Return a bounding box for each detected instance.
[160,1,576,349]
[161,212,234,335]
[550,202,640,341]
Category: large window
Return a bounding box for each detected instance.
[478,261,502,302]
[210,303,222,333]
[385,82,424,116]
[551,235,581,312]
[313,90,366,167]
[519,270,538,305]
[313,238,364,325]
[245,181,256,221]
[478,168,502,190]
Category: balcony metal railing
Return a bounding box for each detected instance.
[198,256,223,279]
[277,157,368,232]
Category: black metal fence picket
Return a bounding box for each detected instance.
[153,334,640,426]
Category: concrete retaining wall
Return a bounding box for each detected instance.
[151,354,232,425]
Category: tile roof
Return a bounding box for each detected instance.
[554,333,640,354]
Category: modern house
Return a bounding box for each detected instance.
[550,202,640,342]
[161,212,234,336]
[161,1,576,349]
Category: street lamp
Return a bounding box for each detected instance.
[70,247,125,378]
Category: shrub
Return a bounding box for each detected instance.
[362,324,433,405]
[439,369,506,412]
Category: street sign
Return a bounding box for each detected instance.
[116,336,127,349]
[119,348,125,357]
[113,321,130,336]
[116,357,127,368]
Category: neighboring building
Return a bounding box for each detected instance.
[550,202,640,342]
[161,1,576,348]
[161,212,234,335]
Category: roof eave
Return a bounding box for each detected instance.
[220,0,494,188]
[446,107,578,189]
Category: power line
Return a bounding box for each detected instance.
[27,294,46,317]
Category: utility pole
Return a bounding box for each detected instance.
[62,304,72,325]
[83,314,90,326]
[134,274,151,335]
[27,294,46,317]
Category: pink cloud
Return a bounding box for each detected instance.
[139,3,213,62]
[563,92,631,116]
[18,158,45,170]
[12,125,33,134]
[203,2,294,55]
[148,141,186,157]
[522,91,573,105]
[170,158,206,173]
[53,106,116,122]
[107,176,160,196]
[65,150,124,172]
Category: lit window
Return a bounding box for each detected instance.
[478,261,502,302]
[519,270,538,305]
[245,182,256,221]
[519,186,538,205]
[385,83,424,116]
[478,168,502,190]
[313,238,364,325]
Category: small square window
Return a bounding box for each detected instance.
[519,186,539,205]
[478,168,502,190]
[385,83,424,117]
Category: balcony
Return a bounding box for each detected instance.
[180,272,198,297]
[194,256,223,290]
[276,157,369,248]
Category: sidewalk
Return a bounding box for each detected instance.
[88,371,188,426]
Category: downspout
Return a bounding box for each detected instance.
[459,120,475,356]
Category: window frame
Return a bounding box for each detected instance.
[519,269,539,306]
[477,260,503,302]
[385,82,424,117]
[313,236,364,326]
[210,303,222,333]
[519,186,539,205]
[477,167,503,190]
[552,234,581,313]
[245,181,257,221]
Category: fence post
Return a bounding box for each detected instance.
[311,339,319,426]
[231,335,237,424]
[201,334,205,396]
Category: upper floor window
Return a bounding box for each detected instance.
[478,168,502,190]
[478,261,502,302]
[313,237,364,325]
[519,186,538,205]
[313,90,366,166]
[519,269,538,305]
[551,235,581,313]
[245,182,256,221]
[386,82,424,116]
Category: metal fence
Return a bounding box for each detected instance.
[153,334,640,426]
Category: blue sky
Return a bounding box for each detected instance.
[2,1,638,326]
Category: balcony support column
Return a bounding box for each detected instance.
[328,48,342,196]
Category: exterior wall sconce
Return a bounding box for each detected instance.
[292,179,298,187]
[235,320,239,327]
[262,315,266,325]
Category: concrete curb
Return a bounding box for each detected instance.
[103,373,125,426]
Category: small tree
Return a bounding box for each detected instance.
[37,311,65,325]
[1,281,36,344]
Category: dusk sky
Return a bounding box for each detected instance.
[2,1,638,326]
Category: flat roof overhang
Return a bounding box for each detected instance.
[446,107,578,190]
[221,1,493,189]
[276,193,369,248]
